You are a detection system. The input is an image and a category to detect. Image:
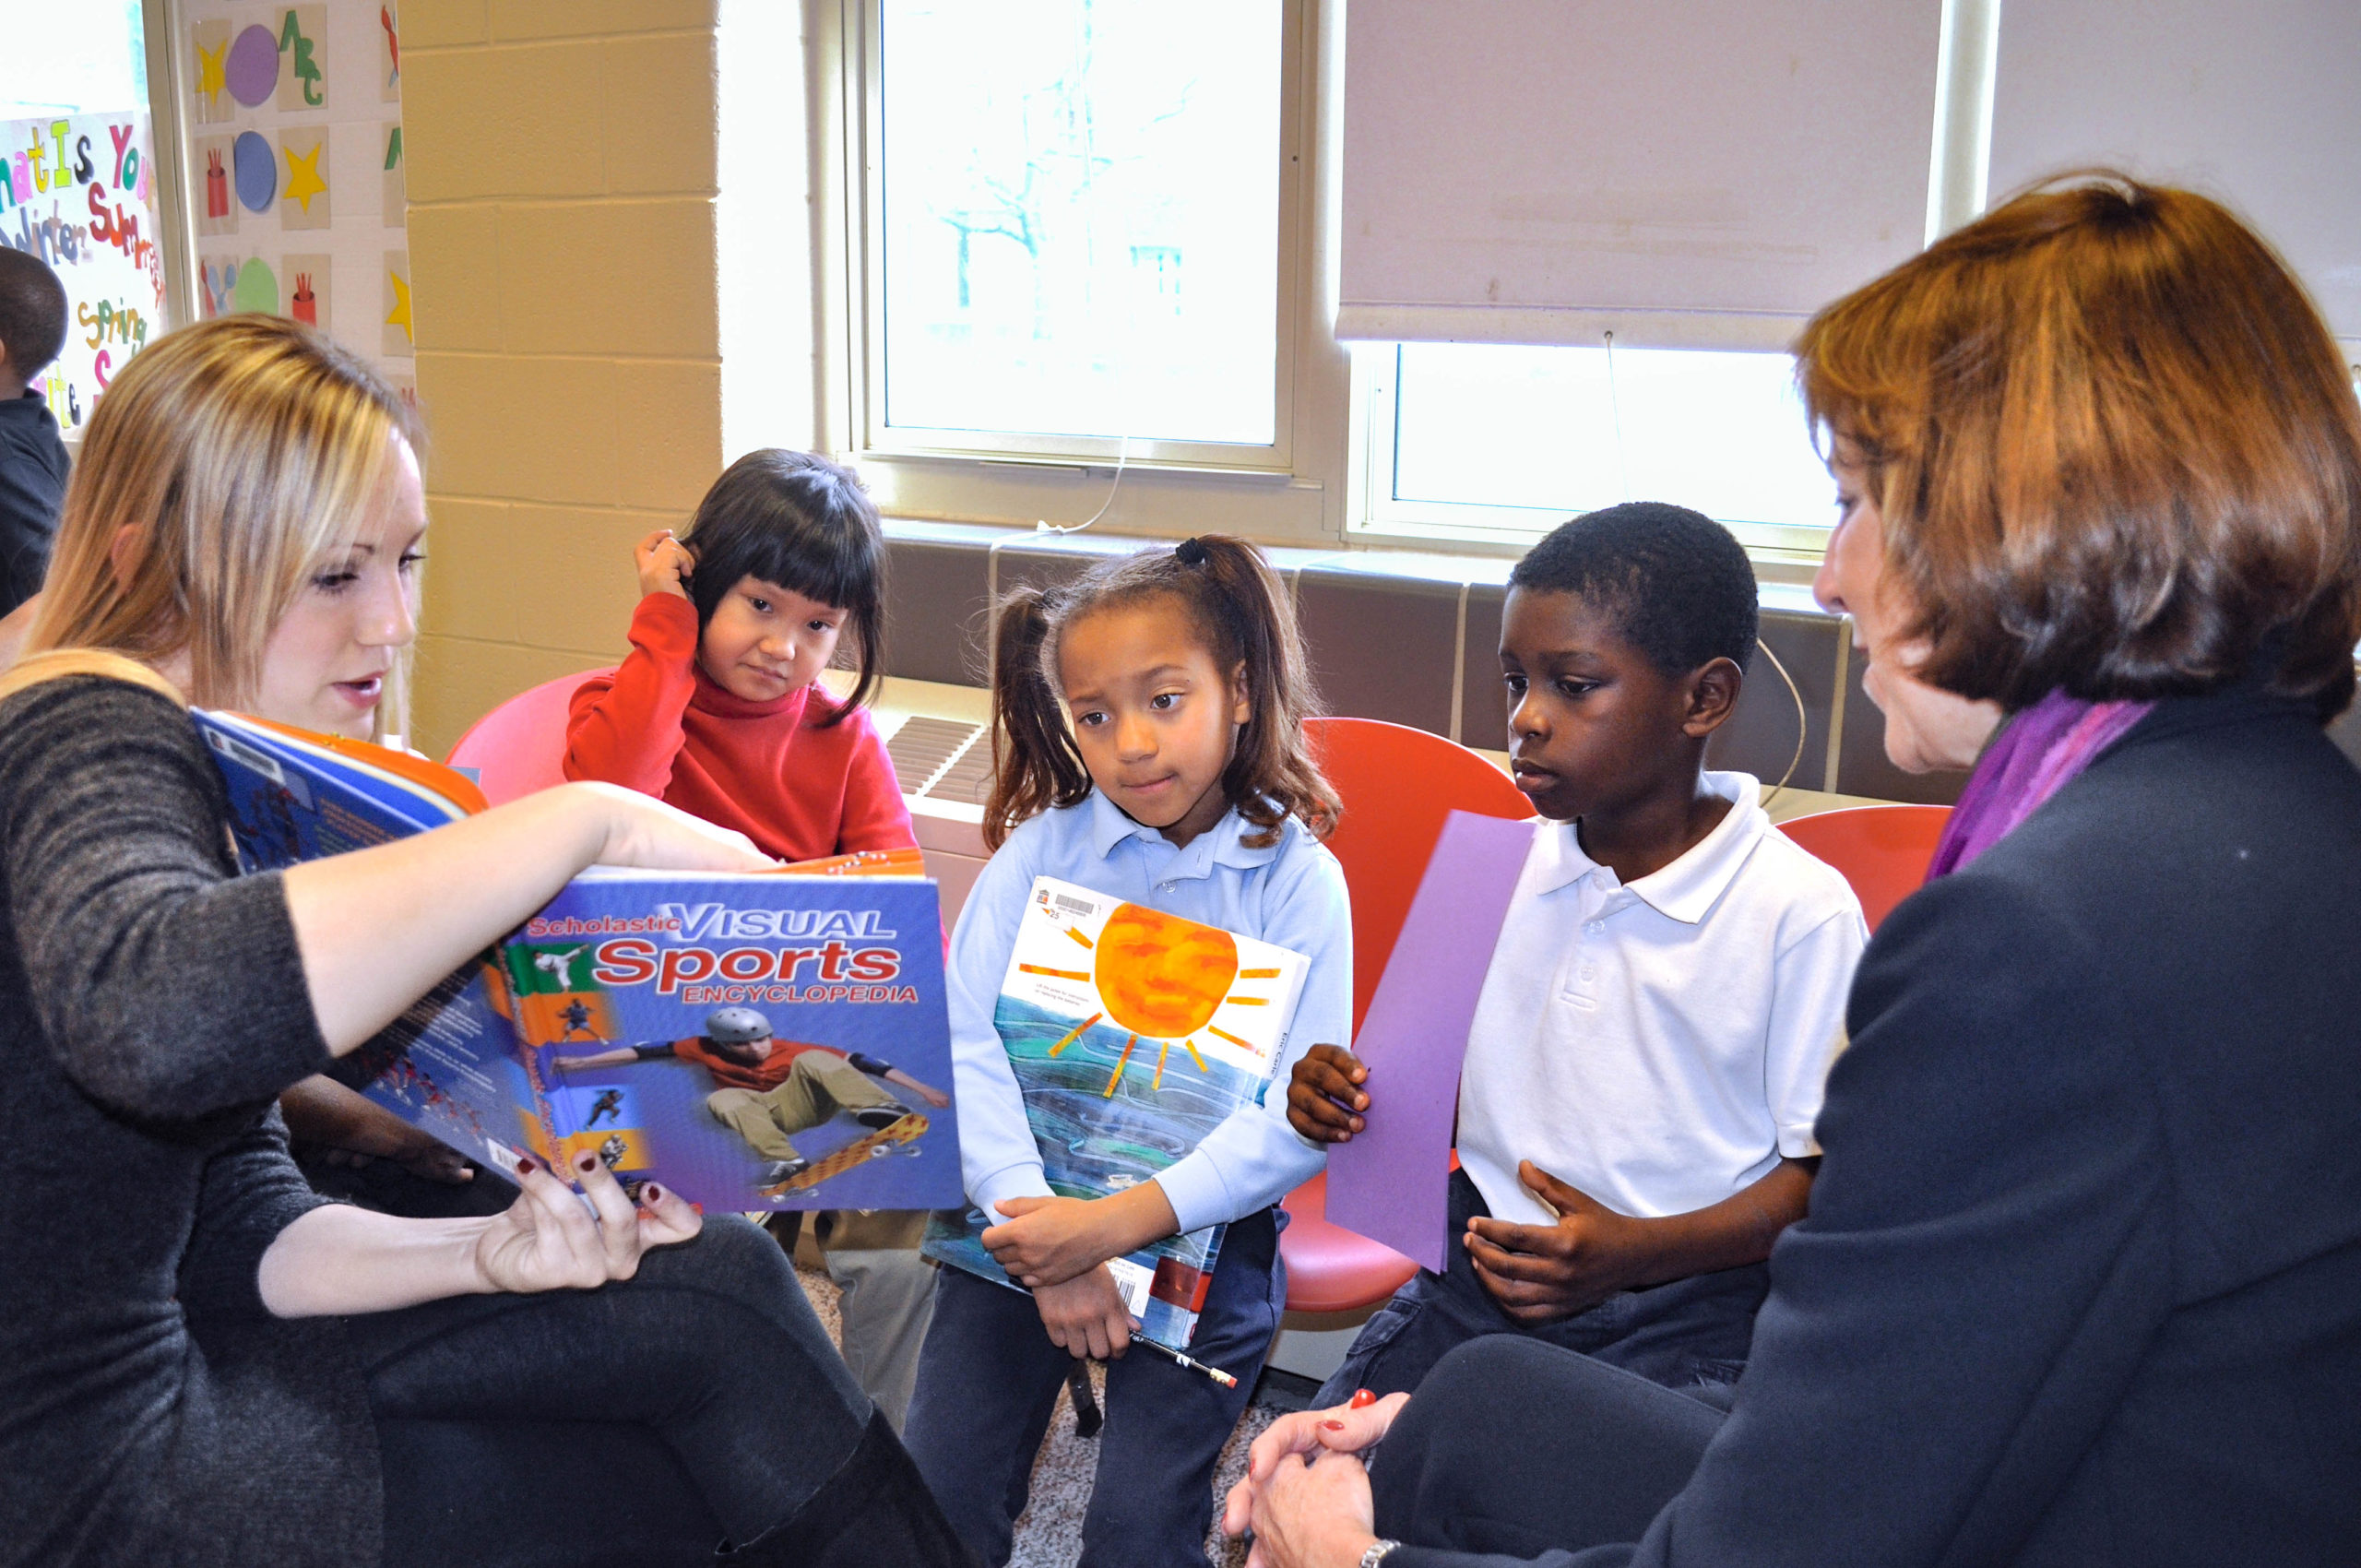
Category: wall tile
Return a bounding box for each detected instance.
[406,205,504,352]
[411,634,613,759]
[498,198,718,359]
[402,42,607,203]
[418,498,521,642]
[504,505,668,656]
[403,0,491,50]
[416,351,617,505]
[1294,567,1459,735]
[884,537,992,686]
[602,33,719,195]
[1707,611,1843,791]
[490,0,718,41]
[1457,582,1506,747]
[613,359,724,511]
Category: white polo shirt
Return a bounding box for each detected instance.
[1456,772,1867,1227]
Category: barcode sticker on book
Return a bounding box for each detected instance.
[1106,1255,1153,1319]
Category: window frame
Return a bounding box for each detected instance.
[1347,342,1839,562]
[841,0,1310,479]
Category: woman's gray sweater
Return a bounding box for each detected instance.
[0,675,380,1567]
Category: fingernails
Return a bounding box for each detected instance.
[516,1157,536,1175]
[1320,1420,1345,1431]
[1349,1388,1378,1408]
[576,1151,600,1173]
[643,1182,661,1202]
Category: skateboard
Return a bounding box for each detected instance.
[761,1112,930,1196]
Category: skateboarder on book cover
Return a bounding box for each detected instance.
[552,1006,948,1185]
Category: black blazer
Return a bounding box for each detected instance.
[1616,687,2361,1565]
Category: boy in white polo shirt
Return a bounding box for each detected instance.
[1289,503,1866,1401]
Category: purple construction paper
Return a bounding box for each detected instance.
[1326,811,1535,1274]
[226,25,280,107]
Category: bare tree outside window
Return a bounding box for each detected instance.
[880,0,1280,445]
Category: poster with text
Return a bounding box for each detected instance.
[0,113,165,433]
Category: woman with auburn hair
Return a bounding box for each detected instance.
[0,316,972,1568]
[1222,175,2361,1567]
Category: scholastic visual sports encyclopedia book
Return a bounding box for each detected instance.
[921,875,1309,1350]
[192,707,963,1213]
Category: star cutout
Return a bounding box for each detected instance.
[282,139,327,211]
[197,39,227,101]
[386,267,413,342]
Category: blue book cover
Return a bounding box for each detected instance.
[923,875,1308,1350]
[194,709,963,1212]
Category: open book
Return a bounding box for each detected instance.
[922,875,1308,1350]
[194,708,961,1212]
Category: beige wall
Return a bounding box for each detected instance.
[401,0,724,756]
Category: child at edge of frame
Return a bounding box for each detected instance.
[1290,502,1868,1409]
[563,447,939,1431]
[899,533,1352,1568]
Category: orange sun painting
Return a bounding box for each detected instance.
[1018,903,1285,1095]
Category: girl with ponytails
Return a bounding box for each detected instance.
[902,535,1351,1567]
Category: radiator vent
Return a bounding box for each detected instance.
[885,716,991,801]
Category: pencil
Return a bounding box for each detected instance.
[1126,1335,1239,1388]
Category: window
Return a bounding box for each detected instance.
[1356,342,1838,556]
[862,0,1291,466]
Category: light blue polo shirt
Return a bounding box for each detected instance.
[945,789,1351,1236]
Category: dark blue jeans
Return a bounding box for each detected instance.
[903,1207,1285,1568]
[1316,1170,1767,1408]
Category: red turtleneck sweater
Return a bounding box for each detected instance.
[563,593,917,863]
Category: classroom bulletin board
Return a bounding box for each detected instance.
[183,0,413,400]
[0,112,167,431]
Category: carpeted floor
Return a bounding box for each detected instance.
[795,1262,1276,1567]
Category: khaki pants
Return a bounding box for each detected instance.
[706,1053,898,1161]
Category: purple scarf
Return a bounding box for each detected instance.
[1926,689,2154,879]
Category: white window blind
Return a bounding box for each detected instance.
[1987,0,2361,344]
[1336,0,1944,350]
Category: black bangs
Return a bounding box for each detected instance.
[677,449,889,723]
[681,452,884,625]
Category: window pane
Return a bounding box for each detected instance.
[880,0,1281,446]
[1391,342,1835,531]
[0,2,148,118]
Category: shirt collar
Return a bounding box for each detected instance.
[1085,788,1287,878]
[1527,772,1768,924]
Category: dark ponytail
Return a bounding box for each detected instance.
[984,587,1094,849]
[980,534,1342,851]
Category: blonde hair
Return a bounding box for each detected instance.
[1797,172,2361,719]
[28,315,423,738]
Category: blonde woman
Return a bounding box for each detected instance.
[0,317,972,1568]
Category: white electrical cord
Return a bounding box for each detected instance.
[1036,434,1130,535]
[1754,634,1809,811]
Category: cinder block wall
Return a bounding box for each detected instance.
[400,0,723,755]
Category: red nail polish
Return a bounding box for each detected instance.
[1320,1420,1346,1431]
[643,1183,661,1202]
[516,1157,535,1175]
[1349,1388,1378,1408]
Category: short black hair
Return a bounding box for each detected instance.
[1509,502,1759,676]
[678,449,888,724]
[0,247,68,381]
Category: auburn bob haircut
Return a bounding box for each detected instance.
[1796,172,2361,719]
[983,535,1341,852]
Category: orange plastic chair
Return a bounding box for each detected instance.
[444,667,613,807]
[1774,803,1952,932]
[1277,719,1534,1316]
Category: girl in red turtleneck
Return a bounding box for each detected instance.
[564,448,913,863]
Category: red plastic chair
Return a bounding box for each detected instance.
[1277,719,1535,1316]
[1775,803,1951,932]
[444,667,613,806]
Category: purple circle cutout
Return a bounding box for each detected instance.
[232,131,277,212]
[225,24,279,106]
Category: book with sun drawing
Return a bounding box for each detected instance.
[922,876,1311,1351]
